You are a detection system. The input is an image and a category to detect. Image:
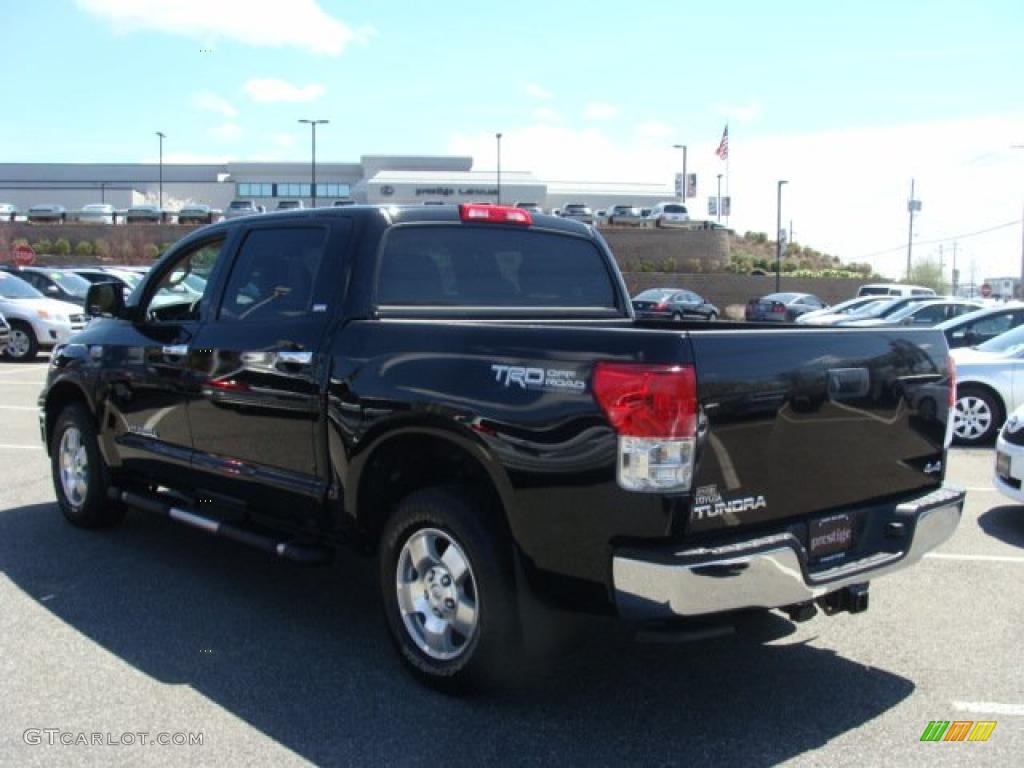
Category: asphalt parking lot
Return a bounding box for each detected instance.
[0,359,1021,767]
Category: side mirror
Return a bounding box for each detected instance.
[86,281,125,318]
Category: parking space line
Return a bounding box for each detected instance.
[0,444,44,451]
[953,701,1024,717]
[925,553,1024,564]
[0,406,39,411]
[964,487,997,492]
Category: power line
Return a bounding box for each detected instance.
[854,218,1022,261]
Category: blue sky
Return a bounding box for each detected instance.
[2,0,1023,278]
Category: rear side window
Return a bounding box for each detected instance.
[219,227,327,321]
[376,226,617,308]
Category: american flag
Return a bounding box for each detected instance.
[716,125,729,160]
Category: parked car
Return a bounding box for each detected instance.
[745,292,827,322]
[632,288,719,321]
[77,203,115,224]
[840,299,981,328]
[125,204,164,224]
[994,403,1024,503]
[795,295,891,325]
[40,202,963,692]
[834,295,936,325]
[0,203,18,222]
[934,303,1024,349]
[225,200,262,219]
[177,203,216,225]
[0,311,9,349]
[0,266,91,307]
[949,326,1024,444]
[69,267,144,291]
[558,203,594,224]
[606,205,645,226]
[275,200,304,211]
[645,202,689,228]
[27,204,67,223]
[513,202,543,213]
[857,283,936,298]
[0,272,87,360]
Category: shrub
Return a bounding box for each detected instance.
[93,239,111,258]
[31,239,53,254]
[74,240,94,257]
[683,257,702,273]
[661,257,677,272]
[53,238,71,256]
[142,243,160,260]
[159,242,173,255]
[118,241,135,262]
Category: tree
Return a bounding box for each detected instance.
[54,238,71,256]
[908,258,945,293]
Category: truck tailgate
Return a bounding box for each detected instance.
[688,328,951,534]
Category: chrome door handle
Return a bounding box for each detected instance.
[276,350,312,366]
[162,344,189,356]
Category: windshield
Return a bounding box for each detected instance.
[49,271,92,297]
[977,325,1024,355]
[634,289,672,301]
[0,273,45,299]
[846,298,903,318]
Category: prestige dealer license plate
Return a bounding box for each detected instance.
[809,512,856,559]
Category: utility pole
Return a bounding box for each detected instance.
[775,180,788,292]
[496,132,502,204]
[952,241,958,296]
[155,131,166,210]
[298,119,328,208]
[672,144,687,203]
[716,174,723,223]
[906,178,921,281]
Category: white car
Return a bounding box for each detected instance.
[645,201,690,227]
[950,325,1024,445]
[995,404,1024,503]
[0,272,87,361]
[0,202,18,221]
[796,296,889,325]
[78,203,115,224]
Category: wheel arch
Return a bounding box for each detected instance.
[346,424,516,547]
[44,380,96,454]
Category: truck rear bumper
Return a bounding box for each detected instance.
[612,485,964,620]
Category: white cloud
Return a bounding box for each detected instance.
[534,107,562,124]
[243,78,325,103]
[524,83,552,100]
[271,133,297,148]
[584,102,619,120]
[714,100,762,123]
[210,123,242,141]
[145,151,231,164]
[193,91,238,118]
[448,113,1024,280]
[76,0,372,56]
[635,121,675,139]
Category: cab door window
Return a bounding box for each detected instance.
[143,239,227,323]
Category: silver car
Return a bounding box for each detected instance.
[78,203,115,224]
[559,203,594,224]
[0,203,18,222]
[950,325,1024,445]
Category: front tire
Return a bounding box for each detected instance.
[707,311,718,322]
[6,321,39,361]
[953,386,1002,445]
[50,404,125,528]
[379,487,519,692]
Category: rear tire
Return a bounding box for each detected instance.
[952,386,1002,445]
[6,321,38,361]
[50,404,125,528]
[378,487,519,693]
[707,311,718,322]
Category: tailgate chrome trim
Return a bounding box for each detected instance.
[613,486,964,619]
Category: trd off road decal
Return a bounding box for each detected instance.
[490,364,585,393]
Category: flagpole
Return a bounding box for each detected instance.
[725,123,730,227]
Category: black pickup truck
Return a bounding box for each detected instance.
[40,203,965,690]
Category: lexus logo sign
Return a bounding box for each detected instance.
[380,185,395,196]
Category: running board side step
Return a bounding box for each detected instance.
[110,487,332,565]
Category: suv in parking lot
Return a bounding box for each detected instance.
[559,203,594,224]
[225,200,262,219]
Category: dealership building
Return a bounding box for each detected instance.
[0,156,675,213]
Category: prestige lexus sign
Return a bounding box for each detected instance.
[413,186,498,197]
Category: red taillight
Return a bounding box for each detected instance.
[948,356,956,408]
[592,363,697,438]
[458,203,533,225]
[772,303,786,313]
[654,302,668,310]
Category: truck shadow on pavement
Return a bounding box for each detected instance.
[1,503,915,767]
[978,504,1024,549]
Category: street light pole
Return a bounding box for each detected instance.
[716,174,723,223]
[906,178,920,282]
[672,144,687,203]
[775,180,788,292]
[496,133,503,204]
[299,119,329,208]
[155,131,166,209]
